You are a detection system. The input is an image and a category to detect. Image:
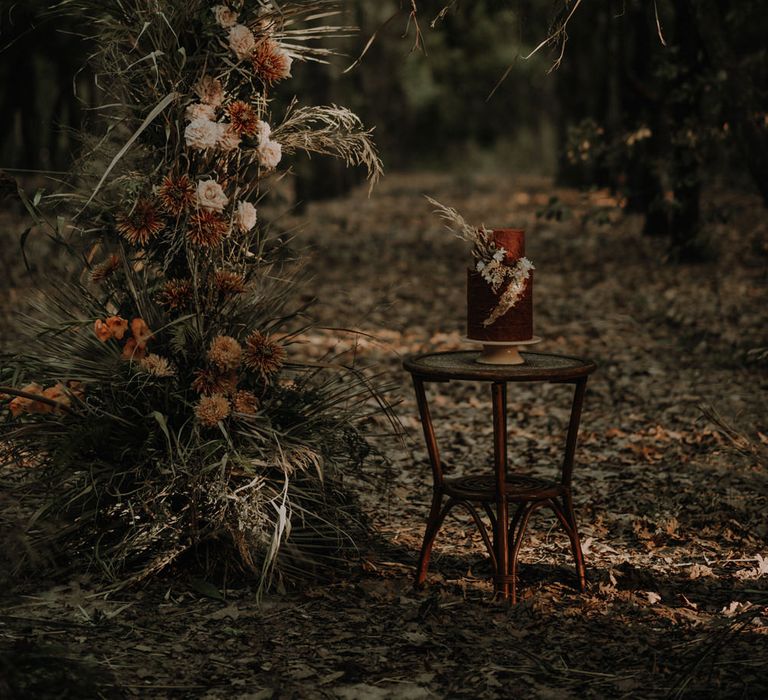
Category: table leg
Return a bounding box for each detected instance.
[561,378,588,591]
[491,381,510,599]
[412,376,446,588]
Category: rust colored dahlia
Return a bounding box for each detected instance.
[232,389,260,415]
[227,100,259,137]
[195,394,231,427]
[251,39,292,86]
[187,209,228,247]
[213,269,247,297]
[91,254,121,283]
[191,368,238,395]
[157,278,193,311]
[207,335,242,371]
[116,200,165,246]
[243,331,285,380]
[157,174,196,215]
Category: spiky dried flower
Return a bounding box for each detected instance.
[157,278,193,310]
[251,39,292,85]
[208,335,242,371]
[244,331,285,380]
[195,75,225,107]
[213,269,247,298]
[227,100,259,137]
[91,254,121,283]
[116,200,165,246]
[195,394,231,427]
[139,353,176,378]
[158,174,196,215]
[191,368,238,395]
[232,389,259,415]
[187,209,228,247]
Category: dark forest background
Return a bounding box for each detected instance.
[1,0,766,260]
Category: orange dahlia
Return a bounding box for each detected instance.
[187,209,228,247]
[213,269,247,298]
[191,368,238,395]
[195,394,231,427]
[207,335,242,372]
[227,100,259,137]
[157,174,196,215]
[232,389,260,415]
[91,254,121,283]
[243,331,285,380]
[251,39,292,86]
[116,200,165,246]
[157,278,193,311]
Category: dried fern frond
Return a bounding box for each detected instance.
[274,103,383,186]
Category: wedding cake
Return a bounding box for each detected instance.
[467,228,533,342]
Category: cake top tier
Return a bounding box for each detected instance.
[491,228,525,262]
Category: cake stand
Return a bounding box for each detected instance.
[463,336,542,365]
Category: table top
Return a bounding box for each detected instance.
[403,350,596,382]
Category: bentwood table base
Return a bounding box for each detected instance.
[404,351,596,602]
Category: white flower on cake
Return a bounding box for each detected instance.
[235,201,257,232]
[228,24,256,60]
[185,118,223,150]
[185,102,216,122]
[212,5,238,28]
[195,76,224,107]
[257,139,282,169]
[196,179,228,211]
[483,257,534,327]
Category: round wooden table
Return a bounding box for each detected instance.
[403,350,597,602]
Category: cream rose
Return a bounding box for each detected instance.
[229,24,256,61]
[185,118,223,150]
[255,120,271,144]
[235,201,257,232]
[217,125,242,152]
[212,5,238,29]
[257,139,282,170]
[185,102,216,122]
[196,179,229,211]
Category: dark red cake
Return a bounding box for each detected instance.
[467,228,533,342]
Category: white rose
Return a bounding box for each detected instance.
[217,125,242,152]
[255,120,271,144]
[196,179,229,211]
[228,24,256,61]
[185,118,224,150]
[212,5,238,29]
[235,201,257,232]
[257,139,282,170]
[185,102,216,122]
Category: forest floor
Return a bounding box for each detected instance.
[2,171,768,698]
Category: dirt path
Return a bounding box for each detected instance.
[2,172,767,698]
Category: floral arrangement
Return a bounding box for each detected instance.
[0,1,388,591]
[426,197,534,325]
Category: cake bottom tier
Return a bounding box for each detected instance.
[467,269,533,342]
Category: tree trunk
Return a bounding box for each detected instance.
[693,0,768,206]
